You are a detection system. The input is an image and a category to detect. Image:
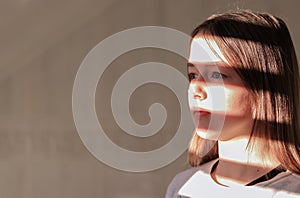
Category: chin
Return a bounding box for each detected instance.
[196,128,220,140]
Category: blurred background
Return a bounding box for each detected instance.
[0,0,299,197]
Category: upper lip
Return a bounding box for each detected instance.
[191,108,211,114]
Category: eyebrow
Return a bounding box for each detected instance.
[187,62,229,68]
[188,62,217,68]
[187,62,194,67]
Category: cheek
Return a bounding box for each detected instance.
[224,87,253,117]
[188,84,228,112]
[188,84,253,117]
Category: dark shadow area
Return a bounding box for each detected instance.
[194,18,291,47]
[184,15,300,196]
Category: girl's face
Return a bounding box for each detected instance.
[188,37,254,141]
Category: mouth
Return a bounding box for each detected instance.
[191,108,211,117]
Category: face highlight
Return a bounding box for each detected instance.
[188,37,254,141]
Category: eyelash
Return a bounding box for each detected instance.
[188,72,228,81]
[188,73,198,81]
[211,72,228,79]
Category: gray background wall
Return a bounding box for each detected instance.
[0,0,299,197]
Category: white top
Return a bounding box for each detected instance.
[166,159,300,198]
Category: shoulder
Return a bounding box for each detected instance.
[165,167,199,198]
[257,171,300,196]
[165,159,217,198]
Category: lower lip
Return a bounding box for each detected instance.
[194,111,210,117]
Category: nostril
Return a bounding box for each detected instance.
[189,82,207,100]
[194,90,207,100]
[193,84,207,100]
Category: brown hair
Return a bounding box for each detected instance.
[188,10,300,174]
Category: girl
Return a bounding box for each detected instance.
[166,10,300,198]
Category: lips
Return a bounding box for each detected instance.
[192,108,211,117]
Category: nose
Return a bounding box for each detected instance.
[190,81,207,100]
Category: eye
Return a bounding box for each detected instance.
[210,72,227,79]
[188,73,198,81]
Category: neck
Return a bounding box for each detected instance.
[212,136,280,186]
[218,137,250,164]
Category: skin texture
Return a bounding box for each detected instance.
[187,37,280,186]
[188,37,254,141]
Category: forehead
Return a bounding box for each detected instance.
[189,37,228,64]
